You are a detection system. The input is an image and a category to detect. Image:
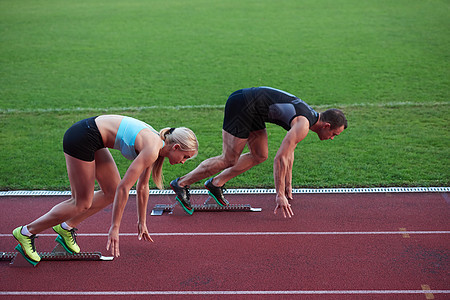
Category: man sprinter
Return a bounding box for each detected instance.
[170,86,347,218]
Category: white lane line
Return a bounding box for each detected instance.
[1,231,449,238]
[1,186,449,196]
[0,104,225,114]
[1,100,448,114]
[0,290,449,296]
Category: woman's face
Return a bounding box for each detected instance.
[167,144,196,165]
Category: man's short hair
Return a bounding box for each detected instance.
[321,109,348,129]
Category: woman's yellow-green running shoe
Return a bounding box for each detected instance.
[12,226,41,264]
[52,224,80,254]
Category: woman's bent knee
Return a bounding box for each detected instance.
[74,201,92,213]
[99,189,116,204]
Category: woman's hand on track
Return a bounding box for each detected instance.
[106,225,120,257]
[138,223,154,242]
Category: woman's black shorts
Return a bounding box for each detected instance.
[222,89,266,139]
[63,116,105,162]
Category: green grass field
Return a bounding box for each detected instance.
[1,0,449,190]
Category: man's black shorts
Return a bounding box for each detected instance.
[222,89,266,139]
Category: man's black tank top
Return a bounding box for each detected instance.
[241,86,319,130]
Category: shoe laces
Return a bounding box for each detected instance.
[184,186,191,203]
[69,228,78,244]
[220,184,227,194]
[184,185,191,195]
[29,235,38,252]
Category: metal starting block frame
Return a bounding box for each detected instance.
[151,196,262,216]
[1,242,113,267]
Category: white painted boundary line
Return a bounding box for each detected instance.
[1,231,449,238]
[0,290,449,296]
[0,104,225,114]
[1,187,448,196]
[1,100,448,114]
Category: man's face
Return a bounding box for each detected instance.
[318,124,345,140]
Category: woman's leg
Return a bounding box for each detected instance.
[26,154,96,234]
[65,148,121,227]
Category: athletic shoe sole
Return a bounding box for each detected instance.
[175,196,194,215]
[207,191,229,207]
[15,244,39,266]
[55,235,74,254]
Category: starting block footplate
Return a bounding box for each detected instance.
[1,242,113,267]
[151,202,262,216]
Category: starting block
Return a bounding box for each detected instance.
[151,196,262,216]
[1,239,113,267]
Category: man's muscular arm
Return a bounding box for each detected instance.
[273,116,310,218]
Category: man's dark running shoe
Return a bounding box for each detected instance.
[170,178,194,215]
[205,178,229,206]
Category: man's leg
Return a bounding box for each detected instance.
[202,129,268,206]
[178,130,247,187]
[212,129,268,186]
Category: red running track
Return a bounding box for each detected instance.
[0,192,449,299]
